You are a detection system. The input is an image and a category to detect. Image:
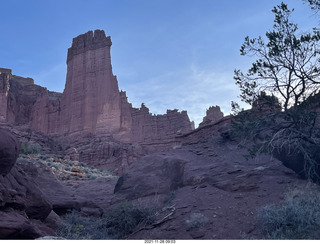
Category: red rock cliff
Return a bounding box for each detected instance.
[60,30,121,135]
[1,30,194,146]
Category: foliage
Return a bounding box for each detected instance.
[232,2,320,182]
[234,2,320,111]
[257,184,320,239]
[20,142,42,155]
[56,201,157,240]
[306,0,320,12]
[186,212,208,229]
[56,210,110,240]
[103,201,156,239]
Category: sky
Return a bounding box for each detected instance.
[0,0,318,127]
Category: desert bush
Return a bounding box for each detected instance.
[186,212,208,229]
[257,184,320,239]
[103,201,156,239]
[20,142,42,155]
[57,201,157,240]
[56,210,110,240]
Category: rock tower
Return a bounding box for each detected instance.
[1,30,194,146]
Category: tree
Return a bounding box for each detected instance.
[232,2,320,182]
[306,0,320,12]
[234,2,320,111]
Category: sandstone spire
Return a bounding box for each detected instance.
[1,30,194,149]
[60,30,121,134]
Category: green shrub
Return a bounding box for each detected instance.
[20,142,42,155]
[103,201,156,239]
[56,210,110,240]
[257,185,320,239]
[56,202,157,240]
[186,212,208,229]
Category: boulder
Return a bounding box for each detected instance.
[0,210,44,239]
[17,159,100,215]
[273,144,320,183]
[114,154,187,201]
[43,211,61,230]
[2,162,52,221]
[0,128,20,176]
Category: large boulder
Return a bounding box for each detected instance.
[273,144,320,183]
[18,159,102,215]
[113,154,187,201]
[0,210,42,239]
[0,128,20,176]
[0,157,54,239]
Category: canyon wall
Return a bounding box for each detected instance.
[0,30,194,147]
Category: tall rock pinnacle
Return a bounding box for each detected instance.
[1,30,194,149]
[60,30,121,134]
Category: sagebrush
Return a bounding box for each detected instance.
[257,184,320,239]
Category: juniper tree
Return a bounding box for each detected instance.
[232,2,320,182]
[234,2,320,111]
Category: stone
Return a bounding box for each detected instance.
[36,236,66,240]
[0,159,55,239]
[0,30,194,171]
[28,30,193,142]
[273,144,320,183]
[18,159,102,215]
[0,210,42,239]
[113,154,187,201]
[43,211,61,230]
[0,129,20,177]
[2,162,52,221]
[199,106,224,127]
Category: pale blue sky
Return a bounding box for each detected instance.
[0,0,317,126]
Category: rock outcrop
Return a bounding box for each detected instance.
[199,106,224,127]
[112,121,305,239]
[0,30,194,166]
[0,128,20,176]
[0,130,54,239]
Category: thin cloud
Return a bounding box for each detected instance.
[123,64,241,127]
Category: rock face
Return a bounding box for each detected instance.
[199,106,224,127]
[60,30,121,135]
[113,120,306,239]
[0,128,20,176]
[0,30,193,151]
[114,154,187,201]
[0,68,11,122]
[0,130,54,239]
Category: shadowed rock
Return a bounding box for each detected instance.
[0,129,20,176]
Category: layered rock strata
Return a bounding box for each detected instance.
[0,30,193,146]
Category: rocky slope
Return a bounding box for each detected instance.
[112,121,307,239]
[0,111,314,240]
[0,29,317,240]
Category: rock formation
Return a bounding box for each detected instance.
[0,130,54,239]
[0,128,20,176]
[0,30,193,146]
[199,106,224,127]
